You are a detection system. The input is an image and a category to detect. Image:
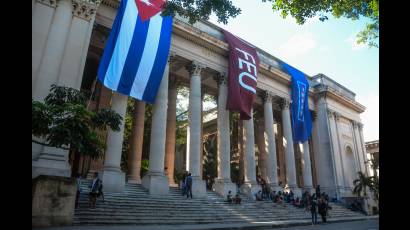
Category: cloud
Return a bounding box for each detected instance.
[319,46,329,52]
[356,93,379,142]
[278,31,317,57]
[346,32,367,51]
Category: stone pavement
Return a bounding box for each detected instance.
[260,218,379,230]
[33,215,378,230]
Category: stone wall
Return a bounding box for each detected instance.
[32,175,76,227]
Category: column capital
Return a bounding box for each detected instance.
[334,111,341,121]
[315,85,328,99]
[358,122,364,130]
[72,0,101,21]
[37,0,57,8]
[280,98,291,110]
[310,110,317,121]
[260,90,274,103]
[213,72,227,86]
[185,61,205,76]
[352,120,361,129]
[168,51,177,64]
[327,108,334,117]
[169,74,180,89]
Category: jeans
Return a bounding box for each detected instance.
[186,186,193,199]
[311,212,317,224]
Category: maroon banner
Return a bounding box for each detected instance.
[223,30,260,120]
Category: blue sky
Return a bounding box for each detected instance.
[208,0,379,142]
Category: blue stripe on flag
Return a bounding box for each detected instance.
[116,16,149,95]
[129,14,164,100]
[102,0,139,90]
[97,0,126,82]
[141,16,173,103]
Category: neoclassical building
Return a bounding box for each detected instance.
[32,0,371,201]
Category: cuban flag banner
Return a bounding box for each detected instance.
[97,0,173,103]
[280,62,312,143]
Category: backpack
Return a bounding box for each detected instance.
[186,176,193,186]
[91,179,101,193]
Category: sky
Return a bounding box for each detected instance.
[207,0,379,142]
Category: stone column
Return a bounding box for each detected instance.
[281,99,301,197]
[311,89,338,198]
[33,0,73,100]
[58,0,100,89]
[328,110,344,196]
[32,0,57,91]
[300,141,314,193]
[256,116,267,179]
[164,75,178,186]
[101,92,127,193]
[141,59,171,195]
[238,119,245,184]
[213,73,236,197]
[32,0,76,178]
[262,91,280,190]
[127,100,145,184]
[334,112,348,193]
[240,109,261,198]
[185,61,206,197]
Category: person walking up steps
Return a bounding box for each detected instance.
[186,173,193,199]
[310,194,318,225]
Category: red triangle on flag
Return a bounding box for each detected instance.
[135,0,166,21]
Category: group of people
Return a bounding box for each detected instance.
[226,190,242,204]
[180,171,193,199]
[306,185,332,225]
[251,182,332,225]
[75,172,105,209]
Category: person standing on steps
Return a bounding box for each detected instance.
[318,197,328,223]
[75,173,82,208]
[186,173,193,199]
[89,172,101,209]
[316,185,321,198]
[181,171,188,196]
[310,194,318,225]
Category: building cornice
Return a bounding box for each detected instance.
[96,3,364,113]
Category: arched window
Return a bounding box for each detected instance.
[346,146,353,155]
[344,145,355,189]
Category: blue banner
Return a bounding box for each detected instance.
[280,62,312,143]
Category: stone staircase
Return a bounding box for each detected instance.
[74,180,366,225]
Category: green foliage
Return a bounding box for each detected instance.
[120,98,136,172]
[203,134,217,180]
[265,0,379,48]
[352,171,378,206]
[353,171,372,198]
[32,85,122,159]
[162,0,241,24]
[174,170,185,185]
[141,159,149,177]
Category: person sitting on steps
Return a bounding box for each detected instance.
[227,190,233,203]
[234,194,241,204]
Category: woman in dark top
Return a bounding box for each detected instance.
[318,198,328,223]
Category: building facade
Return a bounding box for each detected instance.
[32,0,370,201]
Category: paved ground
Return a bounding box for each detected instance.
[33,217,378,230]
[260,219,379,230]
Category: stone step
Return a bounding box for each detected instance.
[75,180,366,226]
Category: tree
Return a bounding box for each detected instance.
[264,0,379,48]
[163,0,241,24]
[32,85,122,160]
[353,171,373,198]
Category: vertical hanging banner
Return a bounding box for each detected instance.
[223,30,260,120]
[97,0,173,104]
[280,62,312,143]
